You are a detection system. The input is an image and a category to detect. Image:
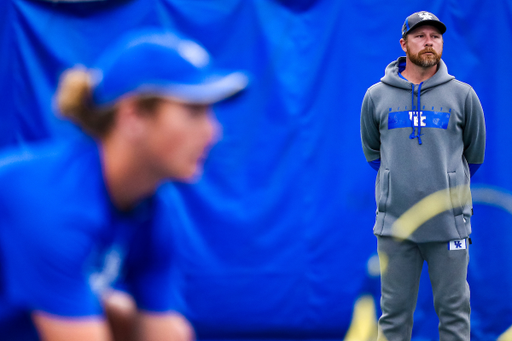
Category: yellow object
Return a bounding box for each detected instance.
[344,295,378,341]
[498,324,512,341]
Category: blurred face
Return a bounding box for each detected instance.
[401,25,443,68]
[139,99,219,181]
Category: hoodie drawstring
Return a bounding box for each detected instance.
[409,85,415,139]
[409,82,423,145]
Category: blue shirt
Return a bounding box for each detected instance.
[0,136,179,339]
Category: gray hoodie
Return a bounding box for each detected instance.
[361,57,486,242]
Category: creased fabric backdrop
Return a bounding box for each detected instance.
[0,0,511,340]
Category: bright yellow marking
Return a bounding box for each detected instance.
[378,252,388,276]
[344,295,378,341]
[391,185,471,240]
[498,324,512,341]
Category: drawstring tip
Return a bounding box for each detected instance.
[409,133,423,145]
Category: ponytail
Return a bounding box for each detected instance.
[56,66,115,137]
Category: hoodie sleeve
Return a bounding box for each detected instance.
[462,87,486,166]
[360,88,381,162]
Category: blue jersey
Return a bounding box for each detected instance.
[0,136,179,340]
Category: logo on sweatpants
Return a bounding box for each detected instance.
[448,239,467,250]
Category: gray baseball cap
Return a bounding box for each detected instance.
[402,11,446,37]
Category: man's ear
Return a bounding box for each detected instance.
[399,38,407,53]
[115,97,147,140]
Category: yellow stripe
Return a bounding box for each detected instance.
[391,185,471,240]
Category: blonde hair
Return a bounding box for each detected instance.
[56,66,116,137]
[56,66,163,138]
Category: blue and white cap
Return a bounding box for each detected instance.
[92,29,248,106]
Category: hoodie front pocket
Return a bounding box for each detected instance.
[448,171,468,237]
[377,169,390,213]
[374,169,390,234]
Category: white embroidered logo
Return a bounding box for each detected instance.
[178,40,210,68]
[418,12,433,21]
[89,248,122,294]
[409,111,426,127]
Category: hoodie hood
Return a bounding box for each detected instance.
[381,57,455,91]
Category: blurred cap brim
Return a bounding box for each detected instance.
[135,72,249,105]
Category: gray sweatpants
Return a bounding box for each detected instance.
[377,236,470,341]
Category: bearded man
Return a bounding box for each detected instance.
[360,11,486,341]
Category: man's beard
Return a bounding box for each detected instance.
[407,46,442,68]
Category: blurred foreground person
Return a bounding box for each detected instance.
[0,29,247,340]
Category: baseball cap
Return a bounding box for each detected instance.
[401,11,446,37]
[91,29,248,106]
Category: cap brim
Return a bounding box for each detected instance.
[408,20,446,35]
[141,72,249,105]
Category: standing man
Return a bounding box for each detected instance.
[360,11,486,341]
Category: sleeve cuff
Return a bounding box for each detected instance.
[368,159,381,171]
[469,163,481,177]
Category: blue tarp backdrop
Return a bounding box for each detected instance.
[1,0,511,340]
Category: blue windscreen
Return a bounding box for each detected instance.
[0,0,511,340]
